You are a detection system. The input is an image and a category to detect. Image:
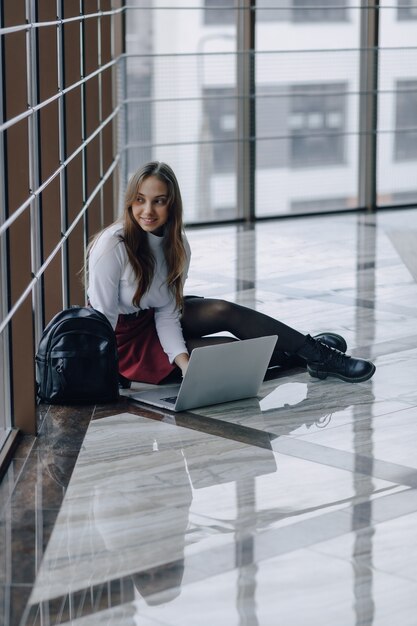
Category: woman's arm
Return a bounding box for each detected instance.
[174,352,189,376]
[154,233,192,369]
[88,232,124,329]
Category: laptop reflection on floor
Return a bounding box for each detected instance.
[129,335,278,412]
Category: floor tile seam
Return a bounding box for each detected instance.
[0,438,39,519]
[308,544,417,586]
[251,493,417,560]
[272,436,417,488]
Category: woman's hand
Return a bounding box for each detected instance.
[174,352,189,377]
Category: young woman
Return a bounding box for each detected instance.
[87,161,375,385]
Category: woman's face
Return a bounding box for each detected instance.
[131,176,170,236]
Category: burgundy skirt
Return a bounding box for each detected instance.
[115,310,176,384]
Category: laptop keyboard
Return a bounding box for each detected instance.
[161,396,178,404]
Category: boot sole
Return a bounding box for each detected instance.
[307,362,376,383]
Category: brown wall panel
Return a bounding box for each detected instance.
[40,179,62,328]
[101,67,113,120]
[84,1,99,15]
[8,213,31,309]
[38,25,58,101]
[10,302,36,434]
[67,221,85,306]
[102,120,114,171]
[66,155,84,306]
[41,179,61,259]
[63,0,80,18]
[87,196,102,240]
[66,155,83,222]
[84,15,99,75]
[85,77,100,135]
[8,186,35,434]
[43,256,63,325]
[63,21,81,88]
[3,31,27,119]
[101,15,112,65]
[86,136,101,196]
[102,176,116,224]
[5,122,30,214]
[39,102,60,184]
[3,0,25,26]
[113,0,124,57]
[65,89,83,158]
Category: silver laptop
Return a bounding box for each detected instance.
[129,335,278,412]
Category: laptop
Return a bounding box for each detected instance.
[129,335,278,412]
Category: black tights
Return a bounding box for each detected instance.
[181,297,307,367]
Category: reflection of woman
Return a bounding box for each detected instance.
[87,161,375,384]
[92,428,192,606]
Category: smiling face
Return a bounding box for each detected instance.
[131,176,170,236]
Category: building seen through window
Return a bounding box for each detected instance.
[292,0,347,22]
[203,88,236,172]
[289,83,346,167]
[397,0,417,20]
[204,0,234,25]
[395,79,417,160]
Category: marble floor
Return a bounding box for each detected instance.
[1,208,417,625]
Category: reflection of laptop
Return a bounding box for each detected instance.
[129,335,278,412]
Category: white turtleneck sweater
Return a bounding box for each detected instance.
[87,223,191,363]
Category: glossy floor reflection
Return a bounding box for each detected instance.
[2,209,417,625]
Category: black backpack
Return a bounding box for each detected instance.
[35,306,119,404]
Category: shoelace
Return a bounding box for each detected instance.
[316,340,350,369]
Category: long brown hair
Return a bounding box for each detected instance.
[122,161,187,308]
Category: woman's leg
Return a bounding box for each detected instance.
[181,297,305,366]
[181,297,375,382]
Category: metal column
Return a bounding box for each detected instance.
[358,0,380,212]
[236,0,255,222]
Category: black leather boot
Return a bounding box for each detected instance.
[296,335,375,383]
[313,333,347,353]
[278,332,348,370]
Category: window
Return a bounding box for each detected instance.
[292,0,347,22]
[203,88,236,172]
[256,0,289,22]
[397,0,417,20]
[395,80,417,161]
[204,0,234,25]
[256,85,289,168]
[290,83,346,167]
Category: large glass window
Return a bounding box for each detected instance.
[378,3,417,206]
[125,2,239,223]
[256,86,289,168]
[203,88,236,173]
[204,0,234,25]
[290,83,346,167]
[394,80,417,161]
[292,0,347,22]
[397,0,417,20]
[255,2,359,217]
